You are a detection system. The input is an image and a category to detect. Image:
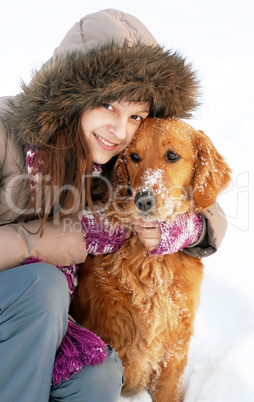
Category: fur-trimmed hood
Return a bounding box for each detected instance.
[7,9,200,148]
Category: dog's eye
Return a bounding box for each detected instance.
[165,151,181,163]
[130,153,140,163]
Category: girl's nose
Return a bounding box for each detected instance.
[109,117,128,140]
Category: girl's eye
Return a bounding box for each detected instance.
[131,115,142,121]
[103,103,113,110]
[130,153,140,163]
[165,151,181,163]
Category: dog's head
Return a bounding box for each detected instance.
[114,118,231,220]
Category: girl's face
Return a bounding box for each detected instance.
[81,100,150,164]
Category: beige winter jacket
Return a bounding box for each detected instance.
[0,9,228,271]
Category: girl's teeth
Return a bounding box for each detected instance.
[96,134,115,146]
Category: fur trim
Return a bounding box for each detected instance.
[7,41,200,147]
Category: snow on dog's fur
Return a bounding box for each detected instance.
[71,118,231,401]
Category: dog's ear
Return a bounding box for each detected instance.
[192,130,232,209]
[113,152,129,198]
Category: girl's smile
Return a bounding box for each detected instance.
[94,133,118,151]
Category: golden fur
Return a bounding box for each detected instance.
[71,118,231,401]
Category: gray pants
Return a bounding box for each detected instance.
[0,263,124,402]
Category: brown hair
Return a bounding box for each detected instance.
[26,114,114,232]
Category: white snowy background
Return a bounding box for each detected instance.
[1,1,253,401]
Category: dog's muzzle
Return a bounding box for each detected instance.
[134,191,156,213]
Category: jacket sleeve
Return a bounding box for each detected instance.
[0,217,87,271]
[183,203,228,258]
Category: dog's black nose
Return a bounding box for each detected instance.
[134,191,156,212]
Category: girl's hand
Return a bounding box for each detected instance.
[132,213,203,255]
[132,219,161,251]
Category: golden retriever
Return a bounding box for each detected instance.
[71,118,231,401]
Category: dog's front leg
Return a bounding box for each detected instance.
[148,358,187,402]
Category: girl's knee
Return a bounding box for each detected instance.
[1,263,69,321]
[0,263,69,351]
[25,263,70,314]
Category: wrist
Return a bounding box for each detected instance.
[79,209,127,255]
[150,213,203,256]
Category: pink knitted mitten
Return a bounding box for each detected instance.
[150,213,203,256]
[79,209,127,255]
